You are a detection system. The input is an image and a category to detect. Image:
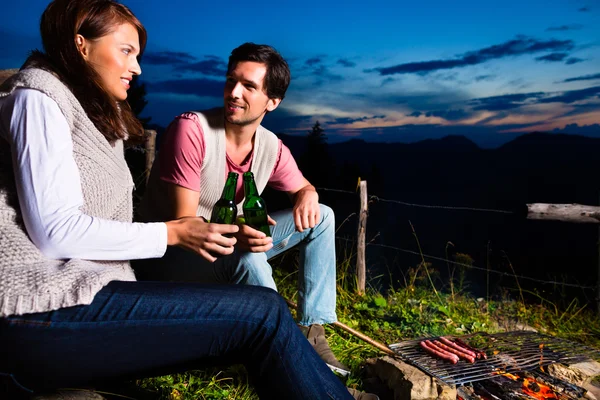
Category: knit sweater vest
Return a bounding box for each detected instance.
[0,68,136,317]
[190,108,279,220]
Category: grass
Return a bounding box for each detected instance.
[123,240,600,400]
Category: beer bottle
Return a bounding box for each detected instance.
[210,172,238,225]
[242,172,271,237]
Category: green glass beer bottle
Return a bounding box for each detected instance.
[242,172,271,237]
[210,172,238,225]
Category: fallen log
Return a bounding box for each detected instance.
[527,203,600,223]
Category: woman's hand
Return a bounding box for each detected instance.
[165,217,239,262]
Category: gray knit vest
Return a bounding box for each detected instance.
[191,108,279,219]
[0,68,136,317]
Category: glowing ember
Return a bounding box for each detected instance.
[495,371,560,399]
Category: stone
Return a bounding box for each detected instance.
[365,356,457,400]
[31,389,106,400]
[547,360,600,400]
[547,360,600,387]
[0,69,18,85]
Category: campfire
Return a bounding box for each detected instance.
[457,369,589,399]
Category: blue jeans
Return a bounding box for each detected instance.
[0,281,352,399]
[135,205,337,326]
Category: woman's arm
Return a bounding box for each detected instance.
[2,88,167,260]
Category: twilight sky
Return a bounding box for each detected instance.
[1,0,599,147]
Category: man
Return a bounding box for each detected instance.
[138,43,349,376]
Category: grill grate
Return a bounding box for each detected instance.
[389,331,600,386]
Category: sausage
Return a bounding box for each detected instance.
[439,337,477,358]
[432,340,476,363]
[453,337,488,359]
[426,340,463,363]
[420,340,459,364]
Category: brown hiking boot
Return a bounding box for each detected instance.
[347,388,380,400]
[299,324,351,376]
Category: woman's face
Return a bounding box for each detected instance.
[76,23,141,101]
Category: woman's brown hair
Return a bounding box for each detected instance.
[35,0,147,143]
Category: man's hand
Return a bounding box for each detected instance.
[234,216,276,252]
[165,217,239,262]
[292,186,320,232]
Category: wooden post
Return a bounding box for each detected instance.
[357,180,368,295]
[526,203,600,223]
[144,129,157,184]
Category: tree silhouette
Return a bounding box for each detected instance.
[300,121,333,187]
[307,121,326,146]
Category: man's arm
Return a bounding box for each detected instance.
[165,183,200,219]
[287,177,320,232]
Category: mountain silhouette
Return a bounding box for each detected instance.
[274,131,600,305]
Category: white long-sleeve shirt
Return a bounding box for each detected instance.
[0,88,167,260]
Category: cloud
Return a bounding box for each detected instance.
[565,57,585,65]
[380,77,396,86]
[470,86,600,111]
[143,51,197,65]
[475,74,495,82]
[313,65,342,79]
[578,6,590,12]
[325,115,386,125]
[369,36,575,76]
[546,24,584,31]
[175,58,227,76]
[148,78,224,97]
[262,107,314,132]
[305,57,322,66]
[535,52,569,62]
[552,123,600,135]
[560,73,600,83]
[470,92,546,111]
[433,72,459,81]
[537,85,600,104]
[337,58,356,68]
[424,109,471,121]
[406,109,470,121]
[561,103,600,117]
[476,111,511,125]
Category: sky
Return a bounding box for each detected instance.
[1,0,599,147]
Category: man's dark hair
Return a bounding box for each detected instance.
[227,43,291,100]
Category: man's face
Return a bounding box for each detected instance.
[224,61,280,126]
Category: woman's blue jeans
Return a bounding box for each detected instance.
[135,205,338,326]
[0,281,352,399]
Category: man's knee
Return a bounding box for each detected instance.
[318,204,335,228]
[234,253,275,288]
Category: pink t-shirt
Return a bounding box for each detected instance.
[159,112,305,203]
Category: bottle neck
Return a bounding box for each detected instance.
[221,174,238,201]
[243,176,259,198]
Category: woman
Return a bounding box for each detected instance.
[0,0,355,398]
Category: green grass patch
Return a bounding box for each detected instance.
[127,245,600,399]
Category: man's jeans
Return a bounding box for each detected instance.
[0,281,352,400]
[135,204,337,326]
